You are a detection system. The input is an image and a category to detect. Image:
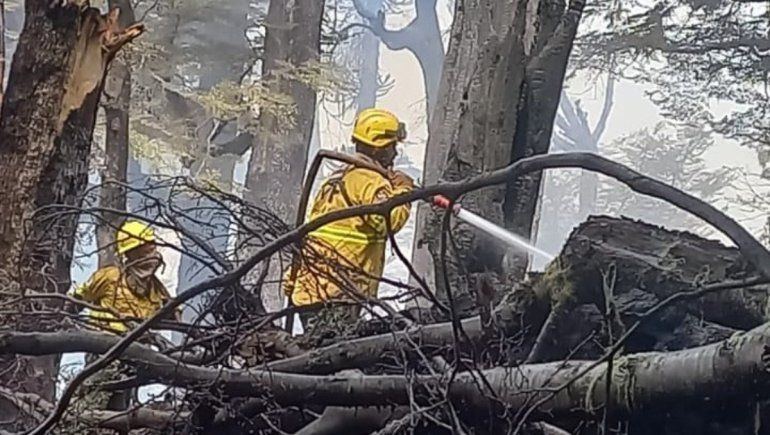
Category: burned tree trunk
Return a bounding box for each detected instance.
[244,0,325,312]
[524,215,768,366]
[0,0,5,106]
[412,0,585,312]
[0,2,141,427]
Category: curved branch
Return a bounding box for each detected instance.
[32,150,770,433]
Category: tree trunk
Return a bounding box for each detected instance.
[412,0,584,310]
[356,0,444,121]
[354,0,383,110]
[502,0,579,277]
[0,0,5,106]
[11,323,769,424]
[244,0,325,312]
[0,2,141,427]
[3,321,769,433]
[98,0,135,267]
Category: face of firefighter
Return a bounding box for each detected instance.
[124,243,165,279]
[357,142,398,169]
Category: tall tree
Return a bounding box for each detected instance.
[0,1,141,427]
[574,1,770,180]
[412,0,584,308]
[533,76,615,260]
[97,0,135,267]
[353,0,444,121]
[552,76,614,216]
[0,0,5,106]
[244,0,326,312]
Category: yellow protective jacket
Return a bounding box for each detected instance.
[71,266,172,333]
[285,156,412,306]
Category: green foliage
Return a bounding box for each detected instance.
[574,0,770,177]
[196,80,295,128]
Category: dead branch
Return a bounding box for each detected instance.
[268,316,481,373]
[0,330,201,365]
[294,406,406,435]
[0,387,184,431]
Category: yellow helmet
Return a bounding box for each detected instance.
[116,220,155,255]
[351,108,406,148]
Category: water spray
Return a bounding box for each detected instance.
[432,195,555,261]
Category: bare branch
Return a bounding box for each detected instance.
[0,387,185,431]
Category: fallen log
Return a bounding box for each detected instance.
[7,323,769,421]
[111,323,770,428]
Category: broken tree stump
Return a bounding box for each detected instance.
[559,216,769,330]
[529,216,767,360]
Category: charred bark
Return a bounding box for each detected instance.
[413,0,585,311]
[0,0,5,106]
[504,0,583,277]
[0,2,141,427]
[559,216,770,332]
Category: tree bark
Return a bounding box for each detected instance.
[0,0,5,106]
[97,0,135,267]
[503,0,582,277]
[244,0,325,312]
[0,2,141,427]
[559,216,770,331]
[413,0,584,310]
[0,387,186,431]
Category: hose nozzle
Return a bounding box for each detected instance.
[432,195,459,212]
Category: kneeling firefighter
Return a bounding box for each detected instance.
[70,220,179,415]
[284,108,415,333]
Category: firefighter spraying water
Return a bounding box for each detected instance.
[285,107,554,334]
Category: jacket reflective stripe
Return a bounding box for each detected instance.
[311,225,386,244]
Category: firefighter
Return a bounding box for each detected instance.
[70,220,176,414]
[284,108,415,334]
[72,220,174,334]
